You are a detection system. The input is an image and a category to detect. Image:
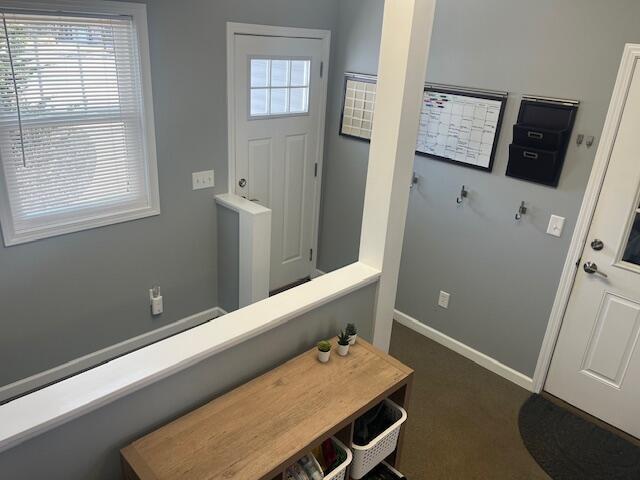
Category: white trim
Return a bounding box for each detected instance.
[360,0,436,351]
[312,268,326,278]
[0,0,160,247]
[225,22,330,280]
[394,310,534,391]
[532,44,640,393]
[215,192,271,216]
[0,0,145,14]
[0,307,226,403]
[215,193,271,307]
[0,263,380,452]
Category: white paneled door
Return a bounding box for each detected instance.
[233,34,326,291]
[546,59,640,438]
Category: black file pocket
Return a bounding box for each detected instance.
[512,125,567,151]
[507,145,559,186]
[506,99,577,187]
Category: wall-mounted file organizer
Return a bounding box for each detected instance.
[506,96,578,187]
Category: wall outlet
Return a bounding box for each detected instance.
[438,291,450,309]
[192,170,215,190]
[149,286,163,316]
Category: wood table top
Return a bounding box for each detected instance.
[121,339,413,480]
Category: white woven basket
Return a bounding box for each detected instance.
[349,399,407,479]
[324,437,353,480]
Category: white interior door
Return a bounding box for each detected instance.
[233,34,325,291]
[545,60,640,438]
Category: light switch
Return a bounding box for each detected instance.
[192,170,215,190]
[546,215,565,237]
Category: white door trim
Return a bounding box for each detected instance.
[226,22,331,278]
[533,44,640,393]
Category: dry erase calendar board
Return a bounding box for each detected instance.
[416,87,507,171]
[339,74,508,172]
[340,73,377,140]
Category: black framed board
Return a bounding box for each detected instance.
[416,86,507,172]
[339,73,508,172]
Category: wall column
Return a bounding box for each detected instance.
[359,0,436,351]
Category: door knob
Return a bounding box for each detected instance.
[238,178,247,188]
[583,261,608,278]
[590,239,604,251]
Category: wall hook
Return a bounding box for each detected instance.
[515,201,527,220]
[456,185,468,204]
[586,135,595,148]
[410,172,419,190]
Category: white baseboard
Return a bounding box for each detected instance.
[394,309,534,391]
[0,306,227,402]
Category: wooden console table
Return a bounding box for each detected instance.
[121,339,413,480]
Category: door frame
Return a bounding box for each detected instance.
[226,22,331,279]
[533,44,640,393]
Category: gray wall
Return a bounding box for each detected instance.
[318,0,640,376]
[0,0,339,387]
[317,1,384,271]
[217,206,240,313]
[0,284,376,480]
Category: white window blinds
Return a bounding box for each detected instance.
[0,9,158,245]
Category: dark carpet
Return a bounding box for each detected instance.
[389,322,549,479]
[519,394,640,480]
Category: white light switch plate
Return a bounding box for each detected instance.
[192,170,215,190]
[546,214,565,237]
[438,291,450,309]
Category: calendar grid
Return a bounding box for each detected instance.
[416,90,505,170]
[339,74,507,171]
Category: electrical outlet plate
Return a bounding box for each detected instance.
[546,214,565,238]
[438,291,450,309]
[192,170,215,190]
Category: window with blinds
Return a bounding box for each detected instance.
[0,9,158,245]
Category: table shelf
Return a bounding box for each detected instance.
[121,339,413,480]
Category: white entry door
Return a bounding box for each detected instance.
[233,33,326,291]
[545,56,640,438]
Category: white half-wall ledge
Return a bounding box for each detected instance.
[0,262,380,453]
[216,193,271,307]
[394,309,534,391]
[0,307,226,403]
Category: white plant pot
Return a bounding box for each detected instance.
[348,334,357,345]
[318,349,331,363]
[337,343,350,356]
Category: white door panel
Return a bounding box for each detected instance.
[282,133,308,262]
[581,292,640,388]
[247,138,273,206]
[546,60,640,438]
[233,34,324,290]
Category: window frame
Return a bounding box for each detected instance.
[0,0,159,246]
[247,55,313,120]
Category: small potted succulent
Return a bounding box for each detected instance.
[317,340,332,363]
[346,323,357,345]
[337,330,351,356]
